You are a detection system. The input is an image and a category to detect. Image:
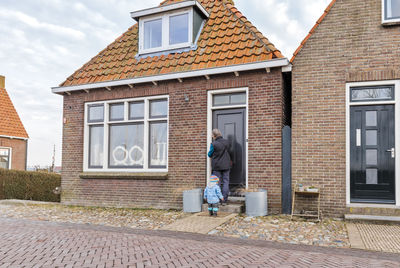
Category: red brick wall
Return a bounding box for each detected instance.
[292,0,400,217]
[0,137,27,170]
[61,69,284,212]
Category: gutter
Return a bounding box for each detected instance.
[0,134,28,141]
[52,58,290,94]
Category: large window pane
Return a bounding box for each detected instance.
[109,103,124,121]
[351,86,393,102]
[150,99,168,118]
[129,101,144,120]
[88,105,104,123]
[149,122,167,167]
[89,126,104,167]
[169,13,189,45]
[144,19,162,49]
[109,124,144,168]
[387,0,400,19]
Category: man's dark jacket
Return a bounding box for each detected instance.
[211,136,231,171]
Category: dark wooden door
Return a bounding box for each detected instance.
[350,105,395,203]
[212,108,246,188]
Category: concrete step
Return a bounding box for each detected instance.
[345,214,400,223]
[202,202,244,214]
[346,206,400,217]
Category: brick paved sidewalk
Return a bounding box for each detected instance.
[0,218,399,267]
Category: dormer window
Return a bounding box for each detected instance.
[131,0,209,55]
[383,0,400,24]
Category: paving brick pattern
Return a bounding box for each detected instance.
[161,212,236,234]
[355,223,400,253]
[0,218,399,267]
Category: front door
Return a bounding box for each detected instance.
[350,105,395,203]
[212,108,246,190]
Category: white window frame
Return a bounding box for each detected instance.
[382,0,400,24]
[207,87,249,189]
[83,95,169,173]
[0,147,12,169]
[139,8,193,54]
[346,80,400,207]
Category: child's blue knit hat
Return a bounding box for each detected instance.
[210,175,219,183]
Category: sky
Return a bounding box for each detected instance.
[0,0,331,167]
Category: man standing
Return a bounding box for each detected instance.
[208,129,231,205]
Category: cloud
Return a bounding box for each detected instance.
[0,9,85,40]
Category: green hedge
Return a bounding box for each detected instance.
[0,169,61,202]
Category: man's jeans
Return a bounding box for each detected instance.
[212,170,230,202]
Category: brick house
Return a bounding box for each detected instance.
[0,75,29,170]
[52,0,291,211]
[291,0,400,217]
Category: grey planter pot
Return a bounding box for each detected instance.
[183,188,203,213]
[245,189,268,217]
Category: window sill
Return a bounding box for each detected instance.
[382,20,400,26]
[79,172,168,180]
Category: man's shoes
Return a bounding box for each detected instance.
[222,202,227,206]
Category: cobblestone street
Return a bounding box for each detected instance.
[0,218,399,268]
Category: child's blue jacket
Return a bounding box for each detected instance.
[204,184,223,204]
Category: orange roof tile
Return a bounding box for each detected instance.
[290,0,337,63]
[60,0,283,87]
[0,87,28,139]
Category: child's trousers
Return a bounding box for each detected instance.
[208,203,219,216]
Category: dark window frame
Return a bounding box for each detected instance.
[109,102,125,122]
[87,104,105,123]
[148,120,168,169]
[88,125,104,169]
[129,101,145,120]
[149,99,168,119]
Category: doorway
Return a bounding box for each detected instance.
[350,105,395,203]
[207,88,248,193]
[212,108,246,190]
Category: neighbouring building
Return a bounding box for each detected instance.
[52,0,292,211]
[0,75,29,170]
[291,0,400,217]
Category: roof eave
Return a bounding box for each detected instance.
[130,0,209,21]
[52,58,290,94]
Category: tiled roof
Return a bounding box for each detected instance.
[60,0,283,87]
[0,87,28,139]
[290,0,337,63]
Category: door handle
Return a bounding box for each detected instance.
[386,148,395,158]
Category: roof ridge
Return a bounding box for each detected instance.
[290,0,337,63]
[221,0,283,58]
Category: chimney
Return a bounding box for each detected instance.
[0,75,4,89]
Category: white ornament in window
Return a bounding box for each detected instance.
[112,145,144,166]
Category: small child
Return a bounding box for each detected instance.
[203,175,224,217]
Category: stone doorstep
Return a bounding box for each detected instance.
[345,214,400,223]
[202,202,244,214]
[346,206,400,217]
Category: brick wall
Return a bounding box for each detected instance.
[292,0,400,217]
[61,69,284,212]
[0,137,27,170]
